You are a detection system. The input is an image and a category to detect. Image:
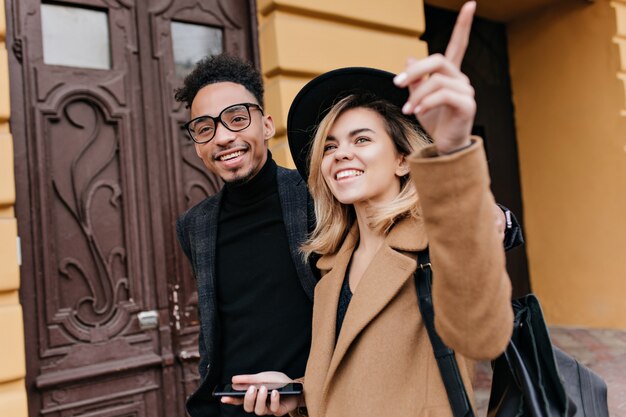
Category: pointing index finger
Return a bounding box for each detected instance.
[445,1,476,68]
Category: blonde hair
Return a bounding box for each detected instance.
[301,93,431,258]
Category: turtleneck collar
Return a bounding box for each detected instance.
[222,151,277,206]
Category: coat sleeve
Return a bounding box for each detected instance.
[176,213,195,273]
[177,213,220,416]
[176,213,208,379]
[408,138,513,360]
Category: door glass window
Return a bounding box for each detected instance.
[171,21,223,78]
[41,3,111,69]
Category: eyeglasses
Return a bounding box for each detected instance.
[184,103,264,144]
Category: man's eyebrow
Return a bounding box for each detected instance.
[326,128,375,142]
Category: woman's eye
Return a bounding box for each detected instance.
[323,144,337,153]
[355,137,370,144]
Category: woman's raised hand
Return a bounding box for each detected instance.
[394,1,477,154]
[220,371,303,416]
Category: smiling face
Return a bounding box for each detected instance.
[321,107,407,208]
[191,82,275,184]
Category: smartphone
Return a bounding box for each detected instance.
[212,382,303,397]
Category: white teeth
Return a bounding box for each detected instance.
[336,170,363,180]
[220,150,244,161]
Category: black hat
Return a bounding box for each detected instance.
[287,67,409,180]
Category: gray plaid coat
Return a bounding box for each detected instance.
[176,165,318,417]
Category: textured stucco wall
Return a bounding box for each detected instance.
[257,0,428,167]
[509,0,626,328]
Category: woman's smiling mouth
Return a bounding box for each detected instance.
[335,169,364,180]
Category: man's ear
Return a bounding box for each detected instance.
[395,155,410,177]
[263,115,276,141]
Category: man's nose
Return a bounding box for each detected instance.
[212,121,236,145]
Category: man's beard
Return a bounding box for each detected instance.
[224,168,255,186]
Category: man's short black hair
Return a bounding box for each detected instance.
[174,53,264,108]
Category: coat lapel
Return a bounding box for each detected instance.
[304,228,356,415]
[323,246,416,387]
[315,218,428,398]
[276,167,317,300]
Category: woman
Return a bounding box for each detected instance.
[224,2,513,416]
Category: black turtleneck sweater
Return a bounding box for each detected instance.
[216,155,312,417]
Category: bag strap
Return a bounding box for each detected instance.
[415,249,475,417]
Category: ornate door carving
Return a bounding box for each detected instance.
[7,0,258,416]
[140,0,259,405]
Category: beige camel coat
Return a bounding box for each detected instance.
[301,140,513,417]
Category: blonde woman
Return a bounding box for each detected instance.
[224,2,514,416]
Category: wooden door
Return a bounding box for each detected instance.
[422,5,531,297]
[7,1,258,416]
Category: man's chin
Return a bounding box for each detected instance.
[222,169,254,186]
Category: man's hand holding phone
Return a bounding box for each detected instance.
[217,371,304,416]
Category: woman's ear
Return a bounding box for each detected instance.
[263,115,276,141]
[395,155,410,177]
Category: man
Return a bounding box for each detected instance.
[175,54,317,417]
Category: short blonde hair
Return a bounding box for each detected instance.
[301,94,431,258]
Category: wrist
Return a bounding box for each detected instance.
[437,139,473,156]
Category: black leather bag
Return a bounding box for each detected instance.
[414,250,609,417]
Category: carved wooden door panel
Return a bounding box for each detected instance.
[139,0,259,408]
[7,0,258,416]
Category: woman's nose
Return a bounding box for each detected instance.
[334,145,353,160]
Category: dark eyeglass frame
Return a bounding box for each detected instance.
[183,102,264,144]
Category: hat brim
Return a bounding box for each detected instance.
[287,67,409,180]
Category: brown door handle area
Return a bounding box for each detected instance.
[137,310,159,330]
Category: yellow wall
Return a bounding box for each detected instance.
[0,1,28,415]
[257,0,429,167]
[508,0,626,328]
